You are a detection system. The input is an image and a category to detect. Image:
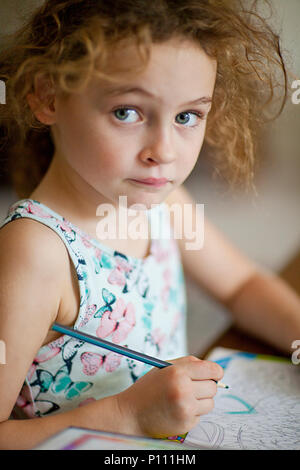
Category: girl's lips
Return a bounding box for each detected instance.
[130,178,169,187]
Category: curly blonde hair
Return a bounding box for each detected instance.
[0,0,290,198]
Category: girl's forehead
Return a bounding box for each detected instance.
[106,38,216,73]
[92,39,217,99]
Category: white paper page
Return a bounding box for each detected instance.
[185,356,300,450]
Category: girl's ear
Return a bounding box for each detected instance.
[27,74,56,125]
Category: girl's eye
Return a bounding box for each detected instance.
[113,108,139,123]
[175,111,204,127]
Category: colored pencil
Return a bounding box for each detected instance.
[52,322,228,388]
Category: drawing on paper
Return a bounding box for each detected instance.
[185,353,300,450]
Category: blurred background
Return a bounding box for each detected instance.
[0,0,299,355]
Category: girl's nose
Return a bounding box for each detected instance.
[139,126,176,166]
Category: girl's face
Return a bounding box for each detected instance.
[52,38,217,210]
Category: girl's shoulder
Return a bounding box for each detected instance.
[0,215,69,269]
[0,211,82,347]
[0,215,69,301]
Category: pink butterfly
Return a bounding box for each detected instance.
[16,384,36,418]
[96,310,117,338]
[108,256,133,286]
[107,268,126,287]
[96,298,136,343]
[16,384,59,417]
[114,256,133,273]
[81,351,122,375]
[27,343,62,380]
[104,352,122,372]
[78,304,98,328]
[81,352,103,375]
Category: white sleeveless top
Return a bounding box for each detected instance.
[1,198,188,418]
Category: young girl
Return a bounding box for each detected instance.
[0,0,299,450]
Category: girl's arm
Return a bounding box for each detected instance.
[222,271,300,354]
[0,220,127,449]
[165,185,300,354]
[0,394,125,450]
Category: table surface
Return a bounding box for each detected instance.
[203,250,300,359]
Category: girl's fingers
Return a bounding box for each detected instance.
[195,398,215,416]
[177,357,224,382]
[169,356,224,382]
[193,379,218,400]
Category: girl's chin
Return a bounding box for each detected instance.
[124,193,168,211]
[109,187,170,211]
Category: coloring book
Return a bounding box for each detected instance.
[184,347,300,450]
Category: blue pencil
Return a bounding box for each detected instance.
[52,322,170,368]
[52,322,228,388]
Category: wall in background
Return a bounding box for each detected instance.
[0,0,41,40]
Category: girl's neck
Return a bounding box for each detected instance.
[30,154,105,225]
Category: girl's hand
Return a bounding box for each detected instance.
[116,355,224,438]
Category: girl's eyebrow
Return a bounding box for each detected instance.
[104,85,212,106]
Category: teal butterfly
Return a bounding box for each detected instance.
[31,365,93,401]
[72,248,87,281]
[94,288,116,318]
[92,256,101,275]
[80,285,91,308]
[142,301,154,330]
[92,252,114,274]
